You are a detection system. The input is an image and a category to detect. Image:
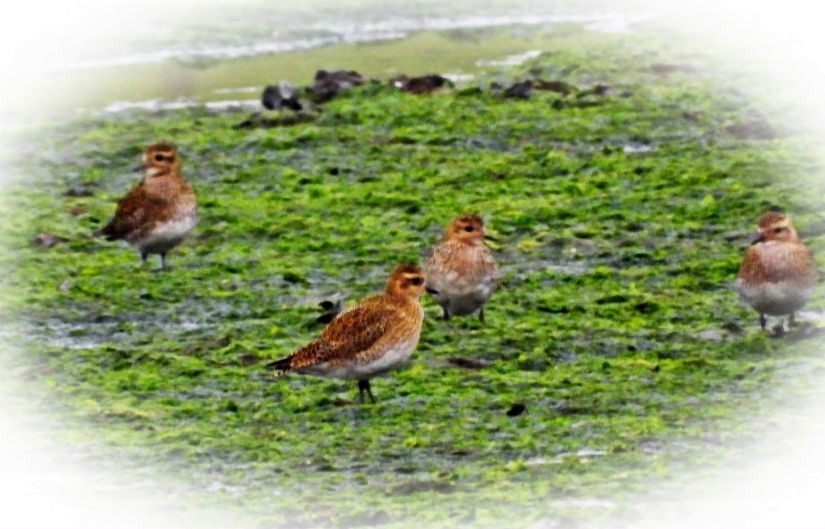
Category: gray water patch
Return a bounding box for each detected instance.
[307,12,649,41]
[503,257,595,279]
[48,12,650,72]
[797,310,825,323]
[623,143,655,155]
[34,313,213,351]
[100,99,259,116]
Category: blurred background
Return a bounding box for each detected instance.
[1,1,824,528]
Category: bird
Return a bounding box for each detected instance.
[425,214,499,322]
[97,142,197,269]
[267,264,431,403]
[735,210,818,333]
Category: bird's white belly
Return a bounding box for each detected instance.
[137,215,197,253]
[314,338,419,380]
[432,274,496,315]
[736,279,813,316]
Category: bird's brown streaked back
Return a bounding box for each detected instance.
[426,214,499,321]
[98,142,197,268]
[735,211,818,332]
[271,299,398,372]
[267,264,427,382]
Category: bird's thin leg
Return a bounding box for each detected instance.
[358,380,376,404]
[479,307,485,324]
[789,312,797,328]
[442,307,450,321]
[141,252,148,265]
[772,320,786,338]
[160,253,167,270]
[760,313,766,330]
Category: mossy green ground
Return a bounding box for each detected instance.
[2,26,824,528]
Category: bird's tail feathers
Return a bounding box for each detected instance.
[265,355,293,375]
[93,223,118,241]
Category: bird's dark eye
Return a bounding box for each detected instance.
[410,277,423,286]
[154,154,165,162]
[464,226,474,232]
[773,227,786,233]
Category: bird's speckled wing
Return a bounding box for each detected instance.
[281,297,401,370]
[100,180,170,241]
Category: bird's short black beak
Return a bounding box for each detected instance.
[751,234,766,245]
[484,234,500,243]
[131,164,144,173]
[425,286,439,295]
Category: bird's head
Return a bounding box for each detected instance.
[752,210,800,244]
[445,214,486,244]
[385,264,431,298]
[141,142,180,177]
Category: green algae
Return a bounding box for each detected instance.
[1,24,824,528]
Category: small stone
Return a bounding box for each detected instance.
[533,79,576,95]
[31,232,68,247]
[390,74,451,94]
[504,80,533,99]
[447,357,492,369]
[310,70,365,103]
[261,81,302,111]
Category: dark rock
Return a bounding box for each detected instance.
[390,74,451,94]
[447,357,493,369]
[310,69,365,103]
[506,403,526,417]
[31,232,68,247]
[721,320,744,333]
[234,112,315,129]
[261,81,302,111]
[576,83,611,98]
[316,296,344,324]
[504,80,534,99]
[533,79,576,95]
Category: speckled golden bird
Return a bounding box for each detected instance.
[425,214,499,322]
[735,211,817,331]
[97,142,197,269]
[267,264,430,403]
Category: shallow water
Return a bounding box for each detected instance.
[8,8,647,122]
